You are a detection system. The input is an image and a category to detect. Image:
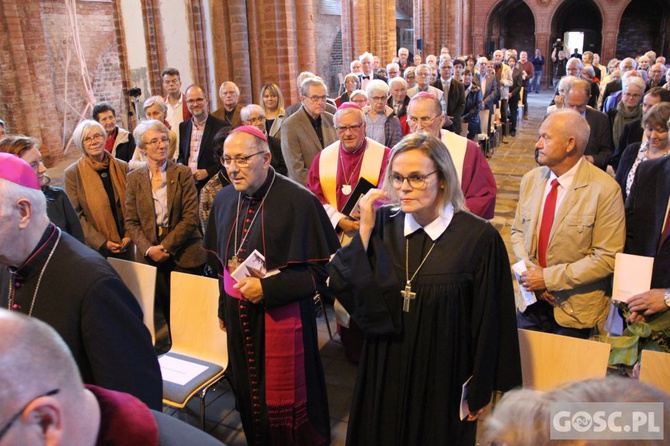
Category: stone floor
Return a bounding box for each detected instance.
[44,90,554,445]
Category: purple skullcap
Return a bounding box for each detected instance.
[0,152,40,190]
[410,91,438,103]
[337,102,363,111]
[232,125,268,142]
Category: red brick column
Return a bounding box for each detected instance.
[340,0,396,70]
[141,0,166,97]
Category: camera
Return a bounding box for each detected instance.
[552,39,563,51]
[128,87,142,98]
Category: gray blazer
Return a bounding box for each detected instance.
[125,161,205,268]
[280,106,337,185]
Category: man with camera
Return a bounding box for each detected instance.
[551,40,567,88]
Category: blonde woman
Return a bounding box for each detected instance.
[260,83,286,138]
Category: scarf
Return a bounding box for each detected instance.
[613,101,642,145]
[78,151,127,243]
[87,385,159,446]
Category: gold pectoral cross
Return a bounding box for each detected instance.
[228,256,239,270]
[401,281,416,312]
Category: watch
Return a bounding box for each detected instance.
[664,288,670,308]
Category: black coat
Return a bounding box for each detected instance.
[0,226,162,409]
[178,115,229,190]
[625,155,670,289]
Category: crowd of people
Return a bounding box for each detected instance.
[0,43,669,445]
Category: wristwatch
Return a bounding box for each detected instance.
[664,288,670,308]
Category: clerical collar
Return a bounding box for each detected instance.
[244,167,276,200]
[340,139,366,155]
[10,223,58,279]
[404,203,455,241]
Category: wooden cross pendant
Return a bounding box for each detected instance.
[228,256,239,270]
[401,281,416,312]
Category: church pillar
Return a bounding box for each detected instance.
[340,0,396,72]
[209,0,316,108]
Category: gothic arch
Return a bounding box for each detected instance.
[616,0,670,58]
[485,0,536,55]
[550,0,603,54]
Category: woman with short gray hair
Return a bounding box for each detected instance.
[65,120,131,257]
[364,79,402,148]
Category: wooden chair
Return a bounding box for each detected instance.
[639,349,670,395]
[159,272,228,429]
[518,329,611,391]
[107,257,157,345]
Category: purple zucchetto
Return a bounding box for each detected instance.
[0,152,40,190]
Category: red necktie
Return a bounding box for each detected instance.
[538,179,560,267]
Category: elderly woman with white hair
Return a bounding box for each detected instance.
[607,75,646,144]
[65,120,131,258]
[336,73,360,107]
[125,119,205,332]
[364,79,402,148]
[129,96,178,169]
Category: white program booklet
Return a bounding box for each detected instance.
[512,260,537,312]
[230,249,280,282]
[159,355,208,385]
[612,252,654,303]
[459,375,473,421]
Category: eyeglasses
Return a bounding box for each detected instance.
[222,151,266,167]
[408,115,440,127]
[83,133,105,145]
[369,96,387,102]
[623,92,642,99]
[335,123,364,133]
[391,170,438,189]
[0,389,60,440]
[305,95,328,102]
[144,136,170,148]
[247,116,266,125]
[186,98,205,105]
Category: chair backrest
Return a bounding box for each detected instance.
[640,349,670,395]
[170,271,228,367]
[108,257,157,344]
[518,329,610,391]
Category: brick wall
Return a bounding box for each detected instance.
[0,0,126,164]
[616,1,665,59]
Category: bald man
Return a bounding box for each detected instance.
[0,153,162,410]
[511,109,625,338]
[0,309,223,445]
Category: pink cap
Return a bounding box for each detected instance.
[410,91,438,103]
[337,102,363,111]
[0,152,40,190]
[232,125,268,142]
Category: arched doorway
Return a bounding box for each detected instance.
[550,0,603,55]
[616,0,670,58]
[486,0,536,55]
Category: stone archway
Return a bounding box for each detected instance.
[550,0,603,54]
[616,0,670,58]
[486,0,536,54]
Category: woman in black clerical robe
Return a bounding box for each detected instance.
[329,132,522,446]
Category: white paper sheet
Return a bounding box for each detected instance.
[159,355,209,385]
[459,375,473,421]
[612,253,654,303]
[512,260,537,311]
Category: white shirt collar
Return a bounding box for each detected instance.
[550,157,583,189]
[403,203,455,241]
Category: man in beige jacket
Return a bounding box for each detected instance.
[511,109,625,338]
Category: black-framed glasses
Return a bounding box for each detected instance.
[222,151,266,168]
[0,389,60,440]
[391,171,438,189]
